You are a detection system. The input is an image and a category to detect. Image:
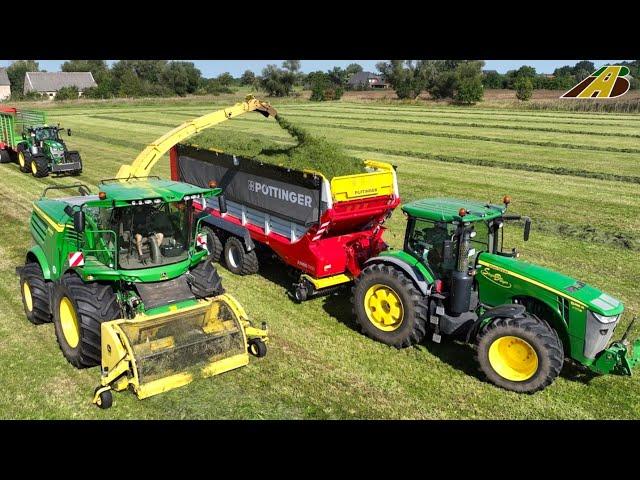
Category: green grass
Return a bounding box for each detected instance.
[1,97,638,419]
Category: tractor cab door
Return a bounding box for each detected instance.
[405,217,457,280]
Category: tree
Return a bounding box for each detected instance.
[308,71,344,101]
[216,72,234,86]
[573,60,595,74]
[55,86,79,101]
[345,63,363,77]
[282,60,301,74]
[61,60,108,79]
[160,61,202,96]
[514,76,533,101]
[6,60,40,95]
[482,70,503,89]
[453,61,484,104]
[376,60,433,99]
[259,64,295,97]
[240,70,256,86]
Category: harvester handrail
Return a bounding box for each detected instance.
[116,95,276,180]
[41,183,93,199]
[100,175,161,185]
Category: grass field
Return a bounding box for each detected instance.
[1,95,639,419]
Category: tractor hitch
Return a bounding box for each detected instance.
[590,317,640,376]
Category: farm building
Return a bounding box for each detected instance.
[23,71,97,100]
[0,69,10,100]
[348,71,390,90]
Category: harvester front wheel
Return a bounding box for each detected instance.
[0,149,11,164]
[352,263,428,348]
[94,387,113,409]
[20,261,52,325]
[189,257,225,298]
[224,236,259,275]
[202,226,223,262]
[52,274,121,368]
[475,315,564,393]
[30,154,49,178]
[248,338,267,357]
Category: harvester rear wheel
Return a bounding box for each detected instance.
[475,314,564,393]
[189,257,225,298]
[223,236,259,275]
[52,274,121,368]
[20,261,52,325]
[18,148,31,173]
[352,263,428,348]
[0,149,11,164]
[30,154,49,178]
[202,226,223,262]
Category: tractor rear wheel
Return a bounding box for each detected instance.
[20,261,52,325]
[223,236,259,275]
[202,226,223,262]
[352,263,428,348]
[52,274,121,368]
[18,148,31,173]
[475,314,564,393]
[0,149,11,164]
[189,257,225,298]
[30,154,49,178]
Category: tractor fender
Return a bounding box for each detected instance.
[363,256,430,296]
[199,215,255,252]
[24,246,53,280]
[465,303,527,342]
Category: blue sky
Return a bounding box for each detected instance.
[0,60,631,77]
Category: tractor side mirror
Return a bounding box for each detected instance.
[73,210,85,233]
[523,217,531,241]
[67,129,72,136]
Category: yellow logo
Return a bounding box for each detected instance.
[561,66,631,99]
[481,267,512,289]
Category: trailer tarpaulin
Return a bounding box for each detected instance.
[176,145,323,226]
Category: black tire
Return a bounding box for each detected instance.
[20,261,52,325]
[248,338,267,357]
[30,153,49,178]
[52,273,121,368]
[189,257,225,298]
[94,387,113,409]
[352,263,428,348]
[475,314,564,393]
[223,236,259,275]
[201,226,223,262]
[66,151,82,176]
[0,149,11,164]
[18,147,31,173]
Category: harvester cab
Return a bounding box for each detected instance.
[19,180,268,408]
[354,196,639,393]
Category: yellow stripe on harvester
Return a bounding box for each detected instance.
[477,260,586,307]
[32,204,66,233]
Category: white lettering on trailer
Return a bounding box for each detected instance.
[248,179,313,208]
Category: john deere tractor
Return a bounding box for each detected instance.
[16,123,83,177]
[353,197,639,393]
[18,179,268,408]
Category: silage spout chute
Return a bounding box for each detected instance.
[116,95,277,179]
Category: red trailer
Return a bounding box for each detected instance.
[170,144,400,300]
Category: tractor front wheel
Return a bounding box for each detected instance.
[52,274,121,368]
[223,236,259,275]
[352,263,428,348]
[475,314,564,393]
[30,154,49,178]
[20,261,52,325]
[18,148,31,173]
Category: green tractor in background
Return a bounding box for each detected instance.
[17,178,268,408]
[353,196,639,393]
[0,107,82,177]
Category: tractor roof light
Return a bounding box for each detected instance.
[98,191,107,200]
[458,208,468,217]
[503,195,512,206]
[208,180,217,188]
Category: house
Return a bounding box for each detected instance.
[347,71,390,90]
[23,71,97,100]
[0,68,10,100]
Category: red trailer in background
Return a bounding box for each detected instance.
[170,144,400,300]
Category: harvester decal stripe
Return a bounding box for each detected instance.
[477,260,586,307]
[32,205,65,232]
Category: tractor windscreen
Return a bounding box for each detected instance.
[34,128,60,141]
[106,201,192,270]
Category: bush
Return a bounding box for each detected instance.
[453,62,484,104]
[308,71,343,101]
[515,76,533,101]
[377,60,430,99]
[55,86,79,101]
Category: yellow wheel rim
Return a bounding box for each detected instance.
[23,281,33,312]
[18,152,25,167]
[59,297,80,348]
[488,335,539,382]
[31,160,37,174]
[364,284,404,331]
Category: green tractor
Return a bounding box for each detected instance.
[353,197,639,393]
[0,107,82,177]
[17,178,268,407]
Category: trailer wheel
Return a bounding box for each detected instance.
[352,263,428,348]
[18,148,31,173]
[201,226,223,262]
[0,149,11,164]
[475,315,564,393]
[223,236,259,275]
[20,261,52,325]
[52,273,121,368]
[30,154,49,178]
